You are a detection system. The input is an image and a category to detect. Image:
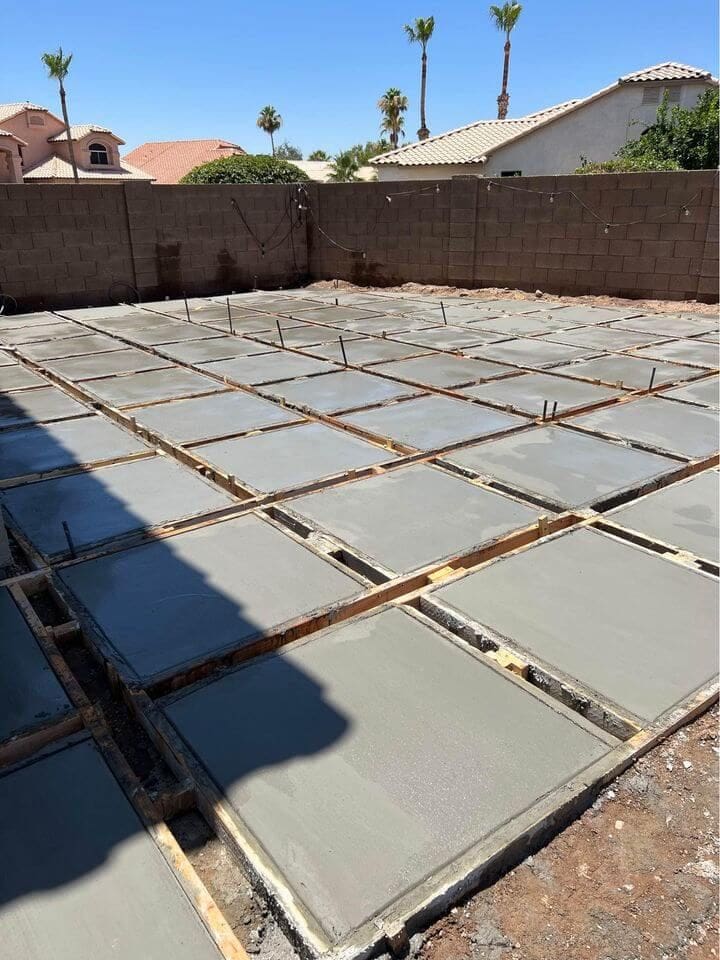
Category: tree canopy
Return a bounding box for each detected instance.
[180,154,309,184]
[577,90,719,174]
[275,140,303,160]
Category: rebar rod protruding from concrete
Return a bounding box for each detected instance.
[335,297,339,306]
[551,400,558,419]
[226,298,234,334]
[649,366,657,390]
[339,336,348,367]
[542,399,548,421]
[276,318,285,348]
[183,292,191,323]
[440,301,447,325]
[62,520,76,558]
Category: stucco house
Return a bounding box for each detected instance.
[373,62,718,181]
[0,102,151,184]
[123,139,246,184]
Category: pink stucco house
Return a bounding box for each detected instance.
[0,102,152,183]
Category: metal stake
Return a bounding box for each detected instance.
[339,336,348,366]
[440,300,447,325]
[648,366,657,390]
[183,292,190,323]
[551,400,558,419]
[335,297,339,306]
[62,520,76,558]
[542,399,548,420]
[226,297,234,334]
[275,318,285,348]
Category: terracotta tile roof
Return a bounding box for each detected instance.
[122,139,246,184]
[0,128,28,145]
[620,62,716,83]
[23,155,153,181]
[48,124,122,143]
[373,61,716,168]
[0,102,48,123]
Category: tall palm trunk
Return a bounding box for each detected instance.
[270,131,275,156]
[496,37,511,119]
[418,48,429,140]
[59,79,79,183]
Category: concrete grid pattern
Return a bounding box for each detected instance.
[0,286,717,960]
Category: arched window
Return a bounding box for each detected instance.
[89,142,109,165]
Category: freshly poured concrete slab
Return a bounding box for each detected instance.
[473,314,571,337]
[0,349,14,366]
[394,326,505,350]
[60,304,148,321]
[164,605,611,947]
[610,315,719,339]
[0,736,225,960]
[473,299,550,315]
[287,464,540,576]
[660,376,719,409]
[0,365,48,392]
[0,416,149,482]
[254,324,363,348]
[91,314,189,333]
[200,314,280,333]
[261,369,417,413]
[632,339,720,368]
[201,352,339,385]
[409,303,495,324]
[307,337,430,366]
[429,528,719,723]
[132,390,297,444]
[544,326,663,351]
[460,371,625,416]
[2,456,234,557]
[340,395,527,450]
[122,322,218,346]
[552,355,700,389]
[20,333,125,361]
[60,515,362,683]
[44,349,172,381]
[0,321,84,345]
[543,305,638,325]
[198,422,396,493]
[84,368,221,407]
[442,425,676,509]
[373,354,512,388]
[0,311,60,330]
[470,339,595,369]
[607,471,719,563]
[0,586,73,744]
[571,396,719,459]
[247,297,323,315]
[290,305,380,324]
[338,315,438,335]
[0,387,89,430]
[157,336,274,363]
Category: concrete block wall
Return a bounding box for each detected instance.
[0,171,716,311]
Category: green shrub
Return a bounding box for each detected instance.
[181,154,309,184]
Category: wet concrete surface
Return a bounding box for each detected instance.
[0,365,49,392]
[121,322,219,346]
[84,368,222,407]
[0,586,73,743]
[659,376,719,408]
[373,354,513,388]
[606,470,719,563]
[260,369,417,413]
[164,605,611,945]
[460,370,625,415]
[0,321,85,345]
[394,326,505,350]
[201,353,339,385]
[0,416,149,482]
[307,337,431,366]
[570,396,720,459]
[470,339,596,369]
[253,324,364,348]
[2,456,234,557]
[473,315,573,337]
[287,463,540,575]
[430,528,719,722]
[157,337,274,363]
[131,390,298,444]
[0,737,225,959]
[631,339,720,368]
[441,425,677,508]
[552,354,701,389]
[610,315,720,338]
[544,326,662,351]
[340,394,528,450]
[197,422,396,493]
[59,515,362,683]
[44,349,173,381]
[544,306,639,325]
[0,387,90,430]
[290,305,381,324]
[19,333,125,361]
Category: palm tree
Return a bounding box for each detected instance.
[41,47,79,183]
[327,150,361,182]
[377,88,408,150]
[489,2,522,119]
[308,149,330,161]
[403,17,435,141]
[256,106,282,156]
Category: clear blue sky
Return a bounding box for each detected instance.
[3,0,718,156]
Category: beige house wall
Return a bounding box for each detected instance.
[3,108,65,170]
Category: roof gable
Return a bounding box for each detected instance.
[122,139,246,184]
[48,124,124,144]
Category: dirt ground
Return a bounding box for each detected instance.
[305,280,720,318]
[174,705,718,960]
